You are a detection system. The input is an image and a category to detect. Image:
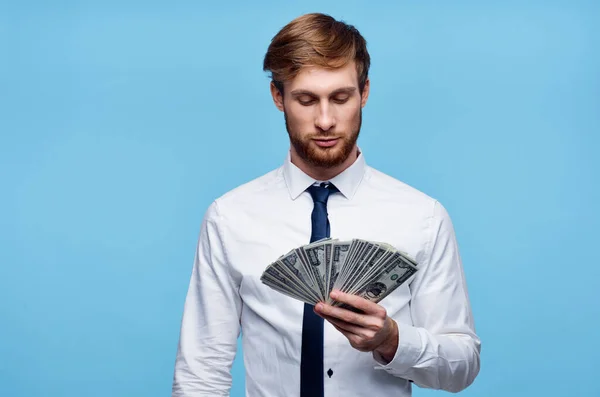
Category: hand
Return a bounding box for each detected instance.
[314,289,399,363]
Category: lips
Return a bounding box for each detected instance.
[313,138,339,148]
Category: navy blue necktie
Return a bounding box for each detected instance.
[300,182,338,397]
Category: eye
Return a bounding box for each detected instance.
[332,95,350,104]
[297,96,316,106]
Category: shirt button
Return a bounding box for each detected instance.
[327,368,333,378]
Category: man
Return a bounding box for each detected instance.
[172,12,481,397]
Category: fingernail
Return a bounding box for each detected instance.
[315,303,323,311]
[330,290,338,299]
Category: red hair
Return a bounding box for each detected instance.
[263,13,370,94]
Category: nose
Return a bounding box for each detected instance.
[315,102,335,131]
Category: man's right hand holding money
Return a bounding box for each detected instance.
[314,289,399,364]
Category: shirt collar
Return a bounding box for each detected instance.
[282,148,367,200]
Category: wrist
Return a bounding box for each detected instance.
[374,317,398,363]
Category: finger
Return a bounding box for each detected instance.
[323,314,367,336]
[331,322,359,337]
[317,303,381,330]
[330,290,386,317]
[330,323,372,352]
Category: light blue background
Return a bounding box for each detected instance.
[1,1,598,396]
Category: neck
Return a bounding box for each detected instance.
[290,146,359,181]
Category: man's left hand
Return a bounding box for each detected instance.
[314,289,398,363]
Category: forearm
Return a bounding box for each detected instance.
[374,322,480,392]
[172,335,238,396]
[172,201,242,396]
[172,313,240,396]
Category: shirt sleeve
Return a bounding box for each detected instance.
[172,201,242,397]
[373,200,481,393]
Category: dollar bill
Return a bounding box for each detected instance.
[261,239,419,307]
[279,250,321,298]
[347,252,418,300]
[349,247,397,291]
[332,239,364,291]
[336,240,378,293]
[261,272,316,304]
[260,264,319,304]
[327,241,352,303]
[341,243,390,294]
[272,261,322,302]
[301,241,331,300]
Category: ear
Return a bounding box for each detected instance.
[270,81,285,112]
[360,78,370,108]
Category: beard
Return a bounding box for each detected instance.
[284,108,362,168]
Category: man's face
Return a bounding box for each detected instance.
[272,61,370,169]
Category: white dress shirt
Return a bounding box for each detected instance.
[172,149,481,397]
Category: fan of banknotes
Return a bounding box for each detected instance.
[260,238,419,308]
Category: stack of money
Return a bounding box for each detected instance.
[260,238,418,308]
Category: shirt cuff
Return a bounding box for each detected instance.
[373,322,423,376]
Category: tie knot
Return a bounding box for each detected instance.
[307,182,338,204]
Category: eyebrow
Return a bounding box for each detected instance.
[290,87,357,97]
